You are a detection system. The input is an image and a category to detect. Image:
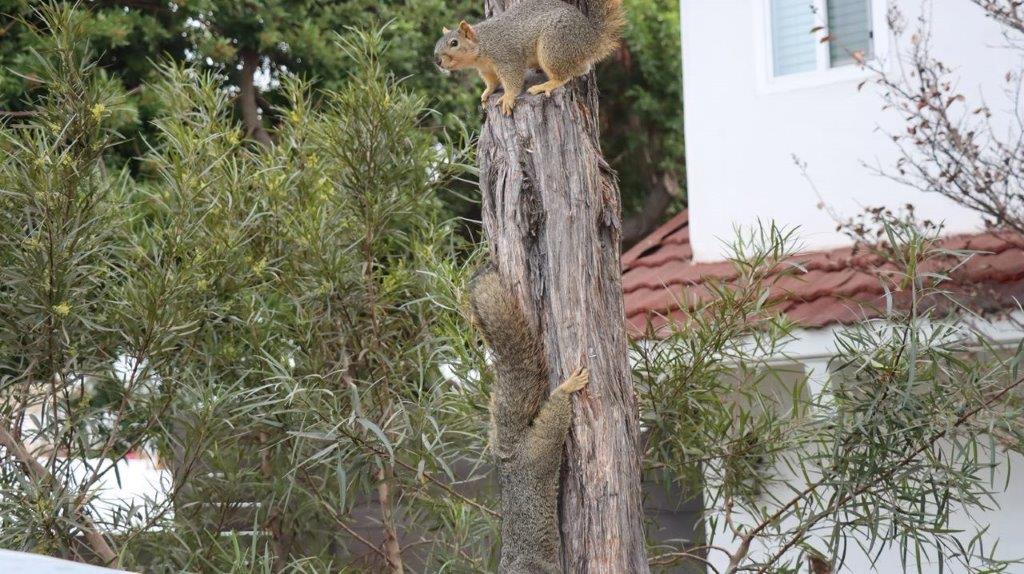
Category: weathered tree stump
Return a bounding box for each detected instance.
[477,3,649,569]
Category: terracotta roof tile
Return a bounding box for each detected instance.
[621,210,689,268]
[772,269,855,301]
[784,296,873,328]
[967,248,1024,283]
[622,212,1024,335]
[630,244,694,269]
[961,233,1021,252]
[833,271,883,299]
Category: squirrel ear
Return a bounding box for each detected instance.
[442,26,451,34]
[458,20,477,41]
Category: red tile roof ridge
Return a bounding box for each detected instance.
[621,210,1024,331]
[621,210,689,268]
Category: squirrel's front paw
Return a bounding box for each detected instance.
[560,367,589,393]
[499,94,516,115]
[480,89,494,106]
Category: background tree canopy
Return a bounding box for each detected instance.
[0,0,684,242]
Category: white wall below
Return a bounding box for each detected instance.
[704,448,1024,573]
[0,549,130,573]
[681,0,1018,261]
[699,314,1024,572]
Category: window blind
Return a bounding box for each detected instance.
[827,0,872,65]
[770,0,817,76]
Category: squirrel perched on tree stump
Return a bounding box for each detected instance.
[468,266,588,573]
[433,0,625,115]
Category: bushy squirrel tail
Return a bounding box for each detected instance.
[585,0,626,62]
[468,265,548,389]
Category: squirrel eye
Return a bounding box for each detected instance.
[450,38,459,48]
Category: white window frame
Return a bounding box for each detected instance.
[753,0,889,93]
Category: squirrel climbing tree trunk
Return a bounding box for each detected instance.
[477,1,649,572]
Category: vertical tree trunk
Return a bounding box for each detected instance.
[376,466,405,573]
[478,2,649,572]
[238,49,273,149]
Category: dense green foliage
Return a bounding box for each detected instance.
[0,7,496,571]
[598,0,685,229]
[0,0,684,232]
[0,0,486,106]
[0,0,483,162]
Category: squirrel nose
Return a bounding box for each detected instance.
[435,57,443,67]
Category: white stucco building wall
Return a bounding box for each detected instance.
[680,0,1017,261]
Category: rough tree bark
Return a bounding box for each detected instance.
[477,2,649,572]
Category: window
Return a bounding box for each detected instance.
[769,0,874,77]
